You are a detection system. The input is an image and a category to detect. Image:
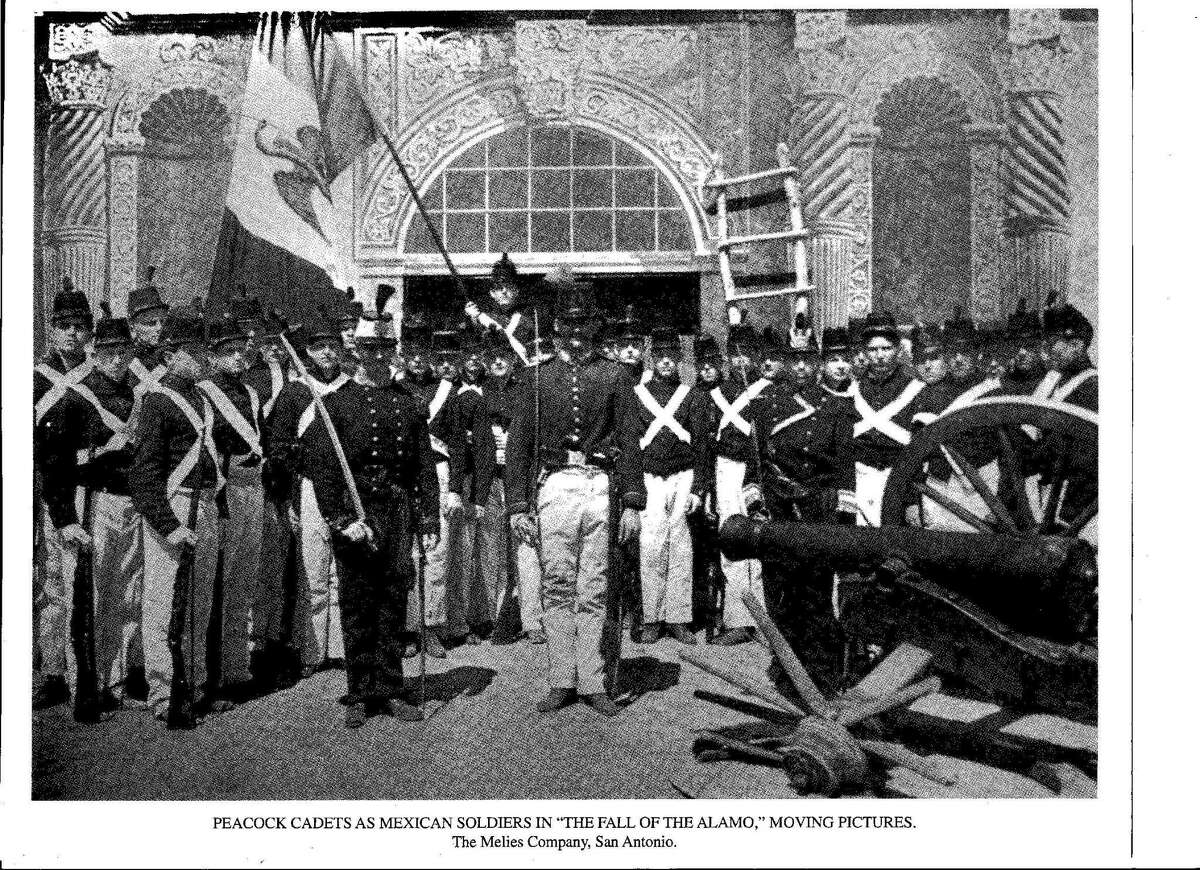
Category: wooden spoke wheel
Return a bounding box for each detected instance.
[880,396,1099,544]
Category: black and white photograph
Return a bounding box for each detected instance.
[1,1,1175,866]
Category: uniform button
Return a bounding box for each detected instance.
[373,436,379,442]
[371,450,379,457]
[370,408,377,414]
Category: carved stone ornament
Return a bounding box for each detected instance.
[49,22,107,60]
[110,61,244,151]
[42,55,113,109]
[157,34,241,65]
[588,27,696,87]
[1007,9,1062,46]
[364,32,398,132]
[401,30,512,108]
[794,11,847,53]
[513,19,589,119]
[998,28,1079,95]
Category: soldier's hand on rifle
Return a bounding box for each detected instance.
[444,491,465,521]
[341,519,374,545]
[618,507,641,545]
[472,502,485,521]
[685,493,702,515]
[60,523,93,550]
[464,300,482,321]
[288,506,301,534]
[510,512,539,547]
[166,525,197,551]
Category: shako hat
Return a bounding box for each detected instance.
[1006,297,1042,342]
[340,287,365,326]
[127,267,169,321]
[302,305,342,346]
[693,332,722,364]
[649,326,681,355]
[727,324,761,358]
[93,302,133,348]
[160,300,206,348]
[206,311,248,350]
[431,327,462,358]
[354,284,399,346]
[50,276,94,329]
[820,326,852,357]
[547,267,599,321]
[861,310,900,343]
[615,304,645,341]
[909,322,944,359]
[1042,294,1093,345]
[491,252,520,286]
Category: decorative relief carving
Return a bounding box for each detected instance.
[513,19,588,119]
[794,11,847,53]
[970,138,1004,321]
[110,61,244,150]
[49,22,107,60]
[365,33,398,131]
[998,27,1079,95]
[588,27,696,86]
[106,151,139,308]
[42,55,113,109]
[1007,9,1062,47]
[401,30,512,109]
[157,34,233,65]
[846,124,878,315]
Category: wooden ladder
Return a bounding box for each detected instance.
[704,142,815,303]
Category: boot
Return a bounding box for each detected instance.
[536,688,576,712]
[711,626,755,647]
[582,693,622,717]
[526,628,547,645]
[665,623,698,645]
[423,634,447,659]
[386,697,423,721]
[345,702,368,728]
[33,675,69,710]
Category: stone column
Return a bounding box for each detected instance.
[965,122,1007,322]
[40,30,113,314]
[846,123,879,318]
[1002,9,1077,310]
[791,11,858,330]
[105,143,141,315]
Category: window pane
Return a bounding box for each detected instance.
[574,168,612,208]
[531,126,571,165]
[488,212,528,253]
[446,211,485,252]
[658,209,693,251]
[418,177,443,210]
[531,169,571,209]
[456,141,486,168]
[573,211,612,251]
[615,210,654,251]
[489,169,528,210]
[614,169,655,207]
[445,170,485,209]
[614,141,644,166]
[573,128,612,166]
[530,211,570,252]
[489,130,527,167]
[405,212,443,253]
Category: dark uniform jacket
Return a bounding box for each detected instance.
[631,375,711,493]
[265,368,352,509]
[34,352,90,509]
[201,371,264,467]
[470,371,526,506]
[308,380,440,531]
[917,371,1002,475]
[43,369,137,528]
[708,377,770,467]
[752,379,855,518]
[851,366,929,471]
[129,374,219,538]
[505,352,647,516]
[472,302,546,365]
[446,381,492,505]
[405,373,456,470]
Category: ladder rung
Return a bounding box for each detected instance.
[717,228,810,249]
[704,166,800,189]
[726,284,816,302]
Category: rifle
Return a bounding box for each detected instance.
[71,449,102,722]
[166,485,203,728]
[414,509,429,716]
[701,476,725,643]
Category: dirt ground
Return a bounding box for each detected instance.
[33,634,800,801]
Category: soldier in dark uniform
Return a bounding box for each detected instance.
[910,323,948,386]
[1042,301,1098,412]
[339,288,363,370]
[999,298,1047,396]
[464,253,540,366]
[851,312,928,527]
[198,313,264,702]
[126,270,170,418]
[266,308,352,678]
[308,294,441,727]
[708,324,769,646]
[609,306,647,641]
[689,333,725,639]
[631,327,710,645]
[614,304,650,386]
[505,268,645,716]
[46,304,140,710]
[128,304,221,727]
[34,279,95,708]
[785,341,821,390]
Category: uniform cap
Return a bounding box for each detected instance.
[127,267,169,320]
[93,301,133,348]
[160,301,206,348]
[548,267,599,321]
[693,333,722,364]
[820,326,852,356]
[354,284,398,346]
[491,252,520,286]
[206,311,248,349]
[860,310,900,342]
[650,327,681,355]
[1042,297,1093,344]
[50,276,94,328]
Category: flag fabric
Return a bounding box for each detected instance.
[222,13,375,291]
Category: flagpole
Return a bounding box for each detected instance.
[323,20,474,306]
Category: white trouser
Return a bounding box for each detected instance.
[714,456,764,630]
[919,460,1000,533]
[142,489,219,716]
[35,491,83,679]
[538,469,610,695]
[218,465,263,686]
[89,492,143,694]
[408,459,451,633]
[855,462,890,528]
[639,469,695,625]
[299,477,343,667]
[517,534,544,635]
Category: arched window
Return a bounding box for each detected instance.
[403,124,695,256]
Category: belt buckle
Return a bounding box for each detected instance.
[566,449,586,467]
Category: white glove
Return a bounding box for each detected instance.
[685,493,702,515]
[287,507,300,534]
[472,503,486,521]
[444,491,465,520]
[166,526,197,549]
[464,301,482,321]
[741,484,763,510]
[60,523,92,550]
[341,519,374,544]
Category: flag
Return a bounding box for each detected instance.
[217,13,375,297]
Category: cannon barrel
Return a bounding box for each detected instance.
[719,516,1097,641]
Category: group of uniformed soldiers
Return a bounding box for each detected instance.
[33,253,1097,727]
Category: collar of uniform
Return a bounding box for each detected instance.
[1054,356,1094,379]
[161,372,197,392]
[558,349,598,367]
[649,373,681,388]
[865,364,905,387]
[307,364,342,385]
[92,367,132,390]
[134,344,160,366]
[820,378,852,395]
[211,370,243,390]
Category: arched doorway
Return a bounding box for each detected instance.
[400,123,703,331]
[870,76,972,323]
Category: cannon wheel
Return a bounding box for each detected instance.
[879,396,1098,540]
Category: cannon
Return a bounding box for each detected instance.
[720,396,1099,723]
